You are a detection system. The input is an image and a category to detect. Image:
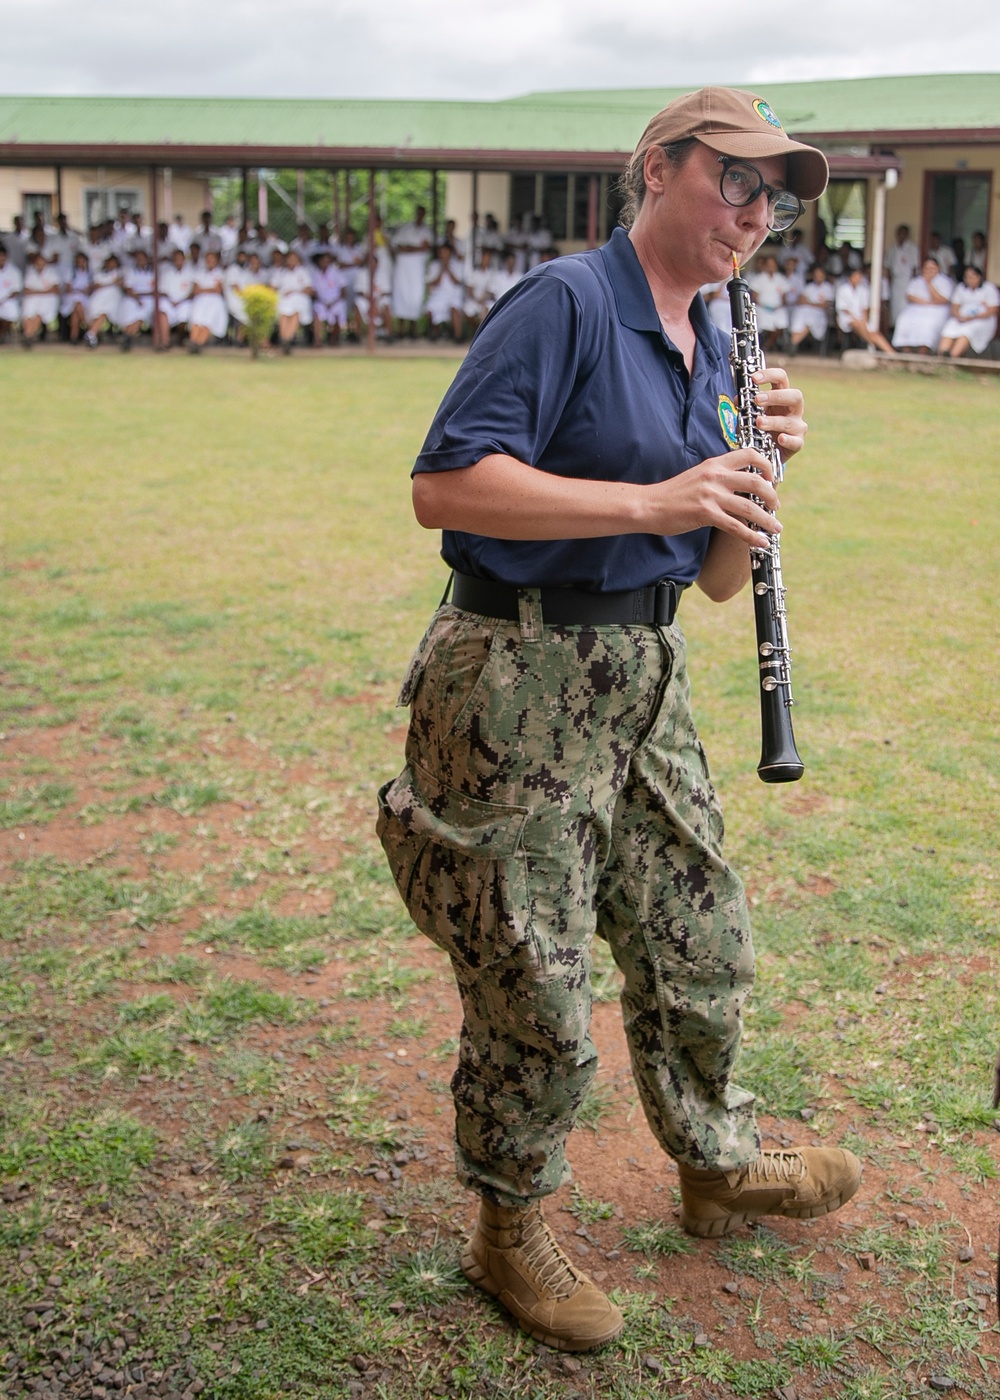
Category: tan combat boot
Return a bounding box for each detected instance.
[678,1146,862,1238]
[460,1199,623,1351]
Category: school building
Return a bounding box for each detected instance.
[1,74,998,280]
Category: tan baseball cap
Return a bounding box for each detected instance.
[633,87,829,201]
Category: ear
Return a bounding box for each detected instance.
[642,145,671,198]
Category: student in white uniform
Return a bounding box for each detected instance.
[187,249,228,352]
[926,232,956,280]
[789,265,834,351]
[937,265,1000,358]
[21,251,62,346]
[155,249,194,349]
[700,280,732,334]
[488,250,521,305]
[424,243,465,341]
[84,254,124,347]
[834,267,895,354]
[224,250,252,343]
[196,211,222,255]
[0,244,23,341]
[968,231,987,274]
[118,250,156,349]
[748,253,789,350]
[350,260,393,342]
[170,214,192,255]
[464,248,497,331]
[48,213,82,279]
[310,251,347,345]
[61,251,91,343]
[218,215,239,262]
[337,227,364,318]
[892,257,954,352]
[391,205,433,336]
[778,228,813,273]
[3,216,31,272]
[885,224,921,330]
[274,248,314,353]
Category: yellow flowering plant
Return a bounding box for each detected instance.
[241,284,279,358]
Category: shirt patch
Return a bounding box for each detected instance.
[753,99,783,131]
[718,394,740,448]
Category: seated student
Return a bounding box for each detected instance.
[154,248,194,349]
[968,230,987,274]
[224,249,252,343]
[118,249,156,349]
[187,249,228,353]
[463,248,497,333]
[273,248,314,352]
[747,253,789,351]
[349,260,393,342]
[0,243,23,342]
[789,265,835,352]
[700,279,732,334]
[336,227,364,321]
[310,251,347,346]
[488,249,522,305]
[61,250,91,344]
[20,250,61,347]
[424,242,465,341]
[84,253,124,347]
[834,266,895,354]
[937,265,999,358]
[892,257,954,352]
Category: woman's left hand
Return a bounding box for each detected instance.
[751,366,808,459]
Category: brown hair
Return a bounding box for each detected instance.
[617,137,697,230]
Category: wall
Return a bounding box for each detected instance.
[883,144,1000,282]
[0,167,211,230]
[444,171,511,239]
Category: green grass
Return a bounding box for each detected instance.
[1,356,998,1399]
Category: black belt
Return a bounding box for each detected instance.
[449,571,684,627]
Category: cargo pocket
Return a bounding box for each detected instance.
[376,761,531,971]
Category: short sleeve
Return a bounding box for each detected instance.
[413,273,590,476]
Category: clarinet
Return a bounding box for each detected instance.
[727,259,804,784]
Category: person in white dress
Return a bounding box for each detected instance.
[3,216,31,272]
[310,252,347,345]
[61,251,91,343]
[834,267,896,354]
[391,206,433,334]
[748,253,789,350]
[488,251,522,306]
[274,248,314,352]
[224,250,252,342]
[778,227,813,273]
[789,265,834,351]
[424,243,465,341]
[937,265,999,358]
[892,258,954,352]
[48,213,82,279]
[885,224,921,330]
[84,254,124,347]
[700,280,732,334]
[154,249,194,349]
[21,251,62,346]
[218,215,239,262]
[118,250,156,349]
[170,215,192,255]
[337,227,364,319]
[350,260,393,342]
[0,245,22,341]
[187,249,228,352]
[464,248,497,331]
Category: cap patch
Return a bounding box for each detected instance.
[753,99,783,131]
[718,394,740,448]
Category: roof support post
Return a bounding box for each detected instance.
[241,168,249,227]
[150,164,162,350]
[587,174,598,249]
[55,165,63,219]
[367,167,377,354]
[868,175,888,333]
[471,169,478,254]
[332,169,341,236]
[431,168,439,244]
[258,170,268,229]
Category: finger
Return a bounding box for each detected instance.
[752,365,790,390]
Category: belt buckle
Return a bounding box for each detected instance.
[653,581,677,627]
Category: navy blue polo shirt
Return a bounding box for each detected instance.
[413,226,738,592]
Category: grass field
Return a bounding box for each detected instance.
[1,352,998,1399]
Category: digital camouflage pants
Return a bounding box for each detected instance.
[377,593,760,1208]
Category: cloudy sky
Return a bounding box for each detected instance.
[2,0,999,101]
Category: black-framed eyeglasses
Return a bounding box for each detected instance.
[717,156,803,233]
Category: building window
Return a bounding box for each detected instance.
[22,193,52,227]
[83,187,141,227]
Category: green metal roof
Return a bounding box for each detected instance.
[0,74,997,171]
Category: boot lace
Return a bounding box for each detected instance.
[744,1150,806,1185]
[518,1207,582,1300]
